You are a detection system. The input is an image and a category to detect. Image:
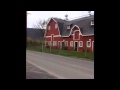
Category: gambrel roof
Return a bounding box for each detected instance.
[51,15,94,37]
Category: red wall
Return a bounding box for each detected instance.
[45,20,94,52]
[46,19,60,36]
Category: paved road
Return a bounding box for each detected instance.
[26,50,94,79]
[26,61,57,79]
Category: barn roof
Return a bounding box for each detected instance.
[53,15,94,36]
[27,28,45,40]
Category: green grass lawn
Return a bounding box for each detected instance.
[27,46,94,61]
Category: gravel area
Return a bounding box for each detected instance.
[26,62,58,79]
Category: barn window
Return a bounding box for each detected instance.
[86,41,91,47]
[67,25,70,29]
[79,41,83,47]
[48,26,50,30]
[65,41,68,46]
[70,41,73,47]
[48,41,52,46]
[53,41,57,46]
[55,24,58,29]
[91,20,94,25]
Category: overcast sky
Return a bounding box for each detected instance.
[27,11,94,28]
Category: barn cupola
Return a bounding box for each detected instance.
[65,14,69,20]
[65,14,71,29]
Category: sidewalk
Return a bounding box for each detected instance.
[26,61,57,79]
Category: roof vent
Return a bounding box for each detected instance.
[67,25,70,29]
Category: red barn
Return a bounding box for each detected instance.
[45,15,94,52]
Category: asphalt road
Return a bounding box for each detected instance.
[26,61,57,79]
[26,50,94,79]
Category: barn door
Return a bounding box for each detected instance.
[62,42,64,49]
[74,42,78,51]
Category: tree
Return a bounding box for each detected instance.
[33,19,48,51]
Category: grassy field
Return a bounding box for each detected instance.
[27,46,94,61]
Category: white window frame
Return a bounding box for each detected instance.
[86,41,91,47]
[67,25,70,29]
[53,41,57,46]
[55,24,57,29]
[79,41,83,47]
[65,41,68,46]
[48,41,52,46]
[48,26,50,30]
[70,41,73,47]
[91,20,94,25]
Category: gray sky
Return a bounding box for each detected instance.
[27,11,94,28]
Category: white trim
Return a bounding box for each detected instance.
[45,21,94,38]
[53,35,61,37]
[45,34,94,38]
[73,30,80,40]
[92,41,94,52]
[46,37,51,38]
[65,41,68,46]
[46,36,51,38]
[79,41,83,47]
[48,26,50,30]
[70,41,73,47]
[62,25,94,37]
[70,25,82,35]
[67,25,70,29]
[53,41,57,46]
[46,35,61,38]
[91,20,94,25]
[51,34,54,46]
[82,34,94,36]
[55,24,57,29]
[62,25,82,37]
[51,34,54,41]
[86,41,91,48]
[74,41,78,51]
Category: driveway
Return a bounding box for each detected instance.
[26,50,94,79]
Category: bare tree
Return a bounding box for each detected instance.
[33,19,48,51]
